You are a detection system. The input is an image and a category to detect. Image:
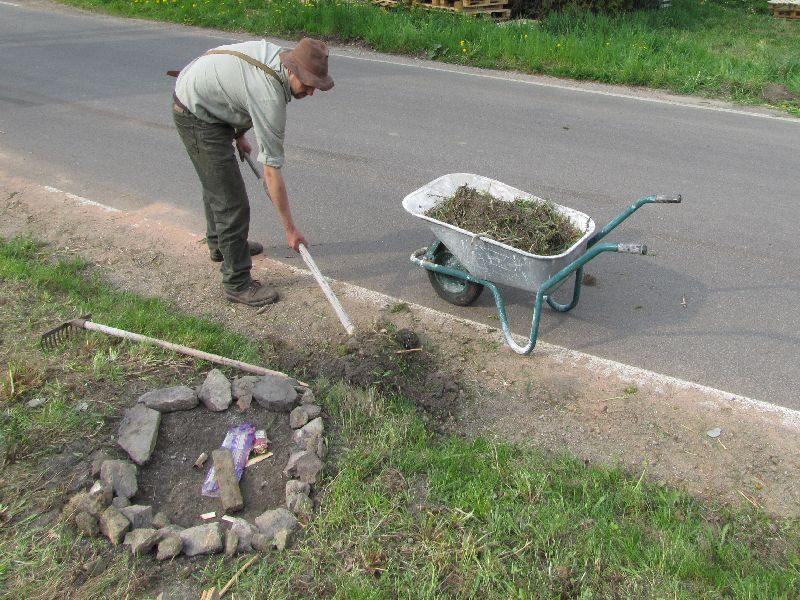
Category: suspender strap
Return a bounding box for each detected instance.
[205,50,283,85]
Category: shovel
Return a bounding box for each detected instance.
[242,152,355,336]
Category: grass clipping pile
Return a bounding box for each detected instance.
[426,185,582,256]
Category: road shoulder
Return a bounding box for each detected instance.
[2,169,797,517]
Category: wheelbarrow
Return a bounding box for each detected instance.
[404,173,681,355]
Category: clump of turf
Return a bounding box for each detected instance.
[426,185,584,256]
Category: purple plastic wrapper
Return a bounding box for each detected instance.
[202,423,256,497]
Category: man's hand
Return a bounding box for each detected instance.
[235,136,252,161]
[285,226,308,253]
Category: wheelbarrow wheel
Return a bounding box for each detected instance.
[426,244,484,307]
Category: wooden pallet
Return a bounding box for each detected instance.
[414,0,511,17]
[770,4,800,18]
[768,1,800,19]
[456,0,508,9]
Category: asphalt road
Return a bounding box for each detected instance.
[2,1,798,409]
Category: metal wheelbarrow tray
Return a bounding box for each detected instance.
[404,173,681,355]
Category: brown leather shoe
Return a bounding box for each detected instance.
[210,241,264,262]
[224,279,279,306]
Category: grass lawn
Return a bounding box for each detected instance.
[57,0,800,114]
[1,236,798,598]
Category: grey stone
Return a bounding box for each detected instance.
[152,511,170,529]
[90,450,111,477]
[155,524,185,542]
[199,369,232,412]
[232,376,259,412]
[285,480,310,501]
[273,529,291,551]
[292,417,324,448]
[180,522,223,557]
[227,517,255,552]
[60,493,85,522]
[224,529,239,556]
[284,450,324,484]
[75,511,99,536]
[88,480,113,508]
[137,385,198,412]
[62,491,105,521]
[118,404,161,465]
[120,505,153,530]
[100,460,138,499]
[286,493,313,516]
[298,388,315,405]
[254,508,299,543]
[99,506,131,545]
[112,496,131,509]
[156,534,183,560]
[303,404,322,419]
[306,433,327,460]
[252,375,299,412]
[289,406,309,429]
[124,528,159,555]
[251,532,270,553]
[232,375,260,398]
[25,398,46,409]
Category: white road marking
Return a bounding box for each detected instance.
[343,285,800,429]
[43,186,120,212]
[32,181,800,426]
[0,1,21,6]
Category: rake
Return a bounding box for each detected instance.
[41,315,301,382]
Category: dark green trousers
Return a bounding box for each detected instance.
[173,104,252,292]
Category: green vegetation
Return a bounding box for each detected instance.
[226,382,799,598]
[58,0,799,113]
[426,184,583,255]
[2,235,798,599]
[0,237,261,365]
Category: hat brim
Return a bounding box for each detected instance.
[280,50,334,91]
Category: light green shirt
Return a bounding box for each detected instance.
[175,40,292,168]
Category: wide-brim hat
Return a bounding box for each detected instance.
[279,38,334,91]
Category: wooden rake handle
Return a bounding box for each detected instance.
[243,153,355,336]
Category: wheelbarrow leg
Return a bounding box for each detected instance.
[495,242,647,355]
[545,266,584,313]
[412,242,649,356]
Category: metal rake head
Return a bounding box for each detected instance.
[40,315,91,350]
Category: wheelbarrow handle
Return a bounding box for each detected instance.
[589,193,682,247]
[617,243,648,254]
[652,194,682,203]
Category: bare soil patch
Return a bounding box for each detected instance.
[2,169,799,519]
[135,399,292,527]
